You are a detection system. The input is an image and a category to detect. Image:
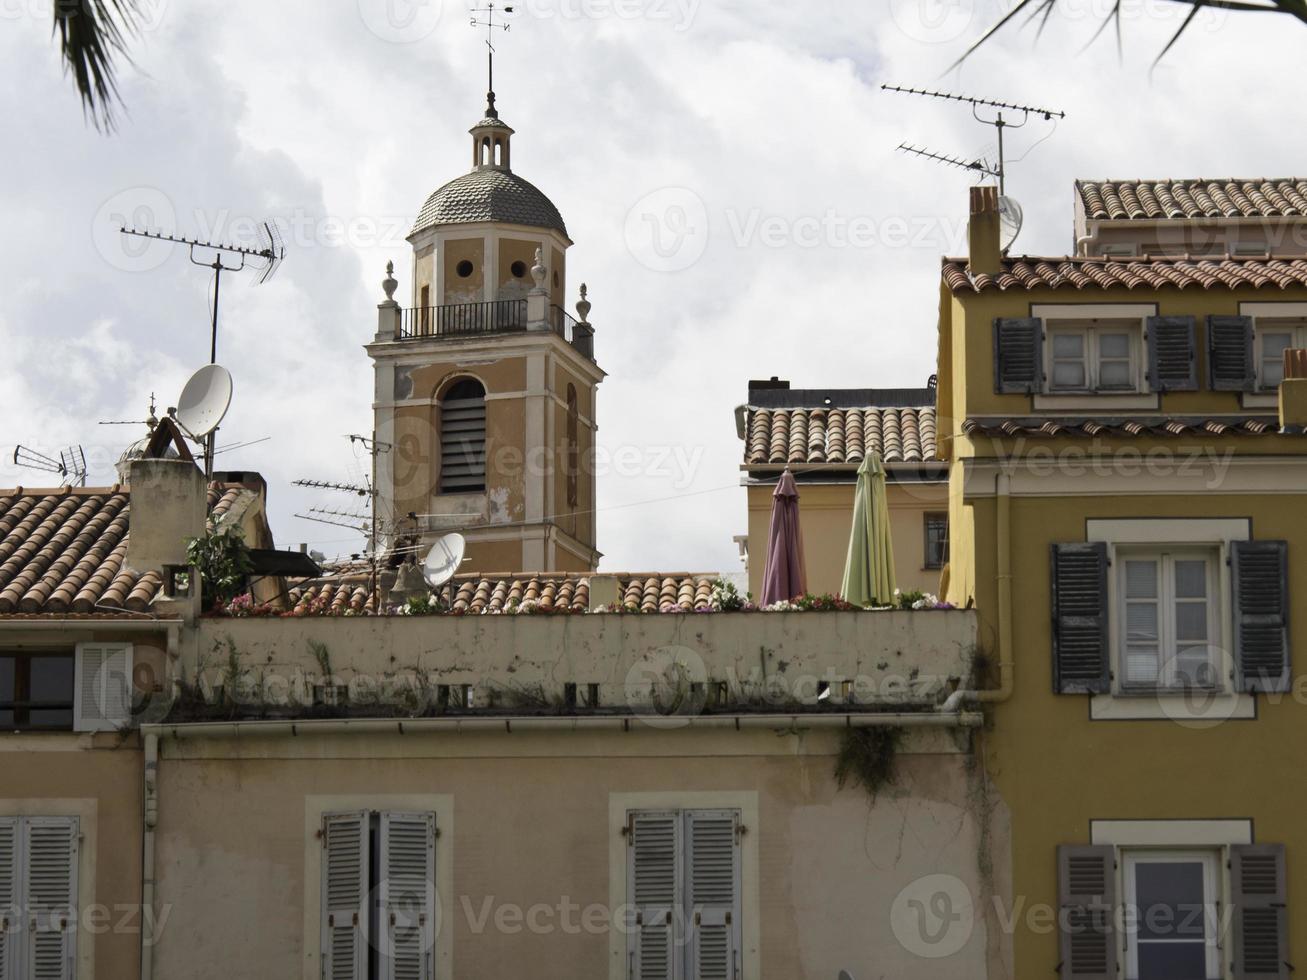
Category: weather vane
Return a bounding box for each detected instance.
[470,3,514,116]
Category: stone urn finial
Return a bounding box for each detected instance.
[576,283,591,324]
[382,260,398,302]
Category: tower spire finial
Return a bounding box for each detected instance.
[470,3,514,119]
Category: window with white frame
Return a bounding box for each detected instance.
[1046,318,1142,393]
[627,809,741,980]
[1123,849,1221,980]
[0,644,132,733]
[0,816,80,980]
[1117,548,1220,691]
[1254,316,1307,390]
[1060,833,1288,980]
[321,810,437,980]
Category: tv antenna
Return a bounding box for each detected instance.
[296,433,393,608]
[882,84,1065,196]
[895,144,999,180]
[118,221,285,364]
[470,2,514,115]
[12,445,88,486]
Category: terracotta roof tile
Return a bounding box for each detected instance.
[286,573,718,616]
[0,480,254,617]
[745,407,938,466]
[1078,179,1307,220]
[962,416,1290,440]
[943,254,1307,294]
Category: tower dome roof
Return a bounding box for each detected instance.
[411,169,567,238]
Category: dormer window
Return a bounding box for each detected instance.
[1047,319,1142,393]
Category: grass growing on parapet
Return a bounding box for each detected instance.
[835,727,903,800]
[307,640,332,680]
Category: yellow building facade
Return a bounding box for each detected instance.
[941,181,1307,979]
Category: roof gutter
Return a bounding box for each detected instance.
[143,710,983,740]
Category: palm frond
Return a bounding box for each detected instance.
[955,0,1307,67]
[53,0,145,131]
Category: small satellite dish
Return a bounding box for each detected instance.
[174,364,233,439]
[422,533,467,589]
[998,195,1024,252]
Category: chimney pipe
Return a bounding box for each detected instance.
[968,185,1002,278]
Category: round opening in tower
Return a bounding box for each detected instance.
[510,260,527,279]
[456,260,474,278]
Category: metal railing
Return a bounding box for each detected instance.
[549,305,578,341]
[399,299,528,339]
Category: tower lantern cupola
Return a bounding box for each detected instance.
[471,96,513,172]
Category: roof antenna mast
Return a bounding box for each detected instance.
[470,3,515,116]
[118,222,286,365]
[882,84,1066,196]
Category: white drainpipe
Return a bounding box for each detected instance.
[140,732,159,980]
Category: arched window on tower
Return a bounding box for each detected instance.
[566,385,579,509]
[440,378,487,494]
[480,137,491,166]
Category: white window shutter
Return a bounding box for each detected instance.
[685,811,741,980]
[321,811,369,980]
[628,812,679,980]
[23,817,78,980]
[0,817,16,980]
[379,812,436,980]
[73,644,133,732]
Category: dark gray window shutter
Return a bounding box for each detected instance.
[1146,315,1197,391]
[1056,846,1118,980]
[1051,543,1110,694]
[1057,845,1116,980]
[994,317,1044,393]
[1231,844,1288,979]
[1208,315,1255,391]
[1232,540,1290,693]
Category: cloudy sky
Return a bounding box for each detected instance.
[0,0,1301,572]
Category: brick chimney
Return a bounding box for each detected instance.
[968,185,1002,277]
[1280,348,1307,431]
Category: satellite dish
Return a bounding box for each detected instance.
[422,533,466,589]
[174,364,233,439]
[998,195,1024,252]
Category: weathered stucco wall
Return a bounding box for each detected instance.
[0,737,144,980]
[149,724,1009,980]
[189,609,978,713]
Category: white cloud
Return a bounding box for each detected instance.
[0,0,1300,570]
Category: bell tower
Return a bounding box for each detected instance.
[366,91,604,574]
